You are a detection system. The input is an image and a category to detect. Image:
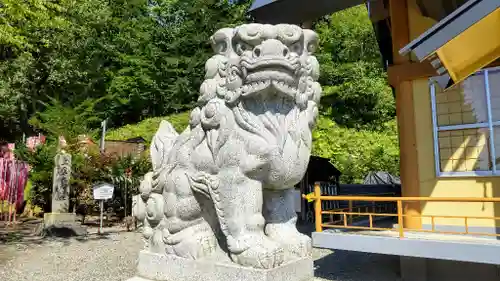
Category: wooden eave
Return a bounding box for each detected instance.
[399,0,500,89]
[248,0,367,24]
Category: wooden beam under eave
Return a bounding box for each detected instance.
[387,59,500,86]
[387,61,436,87]
[389,0,422,229]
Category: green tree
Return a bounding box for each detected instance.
[0,0,71,139]
[0,0,251,140]
[315,6,395,130]
[28,97,103,142]
[312,117,399,183]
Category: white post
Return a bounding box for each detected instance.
[99,200,104,234]
[124,178,128,217]
[100,119,107,153]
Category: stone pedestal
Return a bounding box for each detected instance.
[127,251,314,281]
[42,212,87,237]
[44,212,77,226]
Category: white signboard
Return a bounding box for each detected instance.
[93,183,115,200]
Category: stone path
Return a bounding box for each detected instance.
[0,225,401,281]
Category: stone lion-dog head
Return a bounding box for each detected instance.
[190,23,321,145]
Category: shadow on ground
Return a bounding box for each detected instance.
[0,218,44,244]
[298,221,401,281]
[314,250,401,281]
[0,217,132,245]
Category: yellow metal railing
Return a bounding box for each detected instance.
[304,182,500,238]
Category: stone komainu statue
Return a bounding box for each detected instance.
[134,24,321,269]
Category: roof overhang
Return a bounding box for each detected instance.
[400,0,500,90]
[248,0,366,24]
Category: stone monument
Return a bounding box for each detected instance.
[129,23,321,281]
[43,136,86,236]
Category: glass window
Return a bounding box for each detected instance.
[431,67,500,177]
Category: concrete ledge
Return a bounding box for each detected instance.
[128,250,314,281]
[312,231,500,265]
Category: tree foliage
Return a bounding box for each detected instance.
[315,6,395,130]
[0,0,71,139]
[0,0,251,140]
[29,97,104,142]
[312,117,399,183]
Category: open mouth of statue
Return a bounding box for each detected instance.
[242,59,296,83]
[240,59,298,98]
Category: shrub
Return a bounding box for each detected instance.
[312,116,399,183]
[15,141,58,212]
[106,111,191,144]
[15,138,151,217]
[71,147,151,220]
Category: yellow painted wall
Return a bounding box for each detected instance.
[407,0,500,228]
[412,79,500,227]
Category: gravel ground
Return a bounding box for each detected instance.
[0,225,401,281]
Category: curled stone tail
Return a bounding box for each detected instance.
[150,120,179,171]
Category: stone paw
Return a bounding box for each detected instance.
[265,224,312,259]
[166,227,218,259]
[230,234,285,269]
[285,232,312,258]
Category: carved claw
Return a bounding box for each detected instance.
[229,234,285,269]
[284,232,312,259]
[265,224,312,259]
[173,232,218,259]
[165,223,218,259]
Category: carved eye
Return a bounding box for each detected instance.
[289,42,303,55]
[235,42,252,55]
[214,41,228,54]
[307,42,318,54]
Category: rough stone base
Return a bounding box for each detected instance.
[42,213,87,237]
[44,212,77,225]
[127,250,314,281]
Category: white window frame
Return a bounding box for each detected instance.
[430,67,500,178]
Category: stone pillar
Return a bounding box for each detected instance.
[43,150,86,236]
[51,152,72,212]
